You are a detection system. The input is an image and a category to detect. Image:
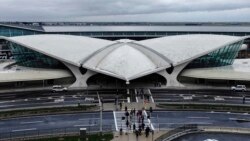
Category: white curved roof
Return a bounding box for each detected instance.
[3,34,248,81]
[181,59,250,81]
[0,69,71,82]
[137,34,246,66]
[7,35,114,66]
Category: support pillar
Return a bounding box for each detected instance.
[157,62,190,87]
[64,63,96,88]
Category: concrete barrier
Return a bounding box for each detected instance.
[199,126,250,134]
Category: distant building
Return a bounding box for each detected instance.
[1,22,250,40]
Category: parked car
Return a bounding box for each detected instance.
[231,85,246,92]
[52,85,67,92]
[84,97,95,103]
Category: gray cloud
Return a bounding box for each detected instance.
[0,0,249,21]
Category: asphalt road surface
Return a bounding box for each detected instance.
[150,111,250,130]
[0,89,249,111]
[151,89,250,105]
[1,110,250,139]
[0,89,128,111]
[0,111,114,139]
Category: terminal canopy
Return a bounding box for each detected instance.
[4,34,247,81]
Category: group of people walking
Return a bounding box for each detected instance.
[120,106,153,138]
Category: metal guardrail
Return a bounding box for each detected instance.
[199,126,250,134]
[0,125,113,141]
[162,129,200,141]
[155,124,198,141]
[155,125,250,141]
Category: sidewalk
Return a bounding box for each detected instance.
[111,131,167,141]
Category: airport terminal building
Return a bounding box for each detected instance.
[0,22,250,88]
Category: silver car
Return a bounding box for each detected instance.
[52,85,68,92]
[231,85,246,92]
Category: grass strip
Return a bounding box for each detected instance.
[0,105,97,119]
[158,103,250,112]
[27,133,113,141]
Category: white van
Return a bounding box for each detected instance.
[52,85,67,92]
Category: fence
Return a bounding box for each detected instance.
[0,125,113,141]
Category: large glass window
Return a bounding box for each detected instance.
[9,42,64,68]
[187,41,243,68]
[0,26,41,37]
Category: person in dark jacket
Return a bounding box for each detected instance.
[145,126,150,137]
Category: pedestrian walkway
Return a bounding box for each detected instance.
[135,88,154,103]
[113,110,154,132]
[111,131,167,141]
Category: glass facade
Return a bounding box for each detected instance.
[187,41,243,68]
[9,42,63,68]
[0,25,250,38]
[0,26,40,37]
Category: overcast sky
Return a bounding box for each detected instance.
[0,0,250,22]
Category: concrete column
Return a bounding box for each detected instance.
[63,62,96,88]
[157,62,190,87]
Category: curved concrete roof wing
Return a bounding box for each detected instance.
[96,44,157,80]
[82,41,171,81]
[137,34,248,66]
[3,34,249,82]
[8,34,114,66]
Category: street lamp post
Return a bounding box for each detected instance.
[97,93,103,135]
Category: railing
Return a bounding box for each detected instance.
[0,125,113,141]
[155,124,199,141]
[199,126,250,134]
[155,125,250,141]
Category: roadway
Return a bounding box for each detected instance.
[0,88,250,111]
[1,110,250,139]
[151,89,250,105]
[150,111,250,130]
[0,111,114,139]
[0,89,128,111]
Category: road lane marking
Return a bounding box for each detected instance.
[187,122,212,125]
[214,97,224,101]
[183,96,192,100]
[187,117,210,119]
[78,118,99,121]
[49,113,100,117]
[207,111,249,115]
[54,98,64,103]
[156,122,212,125]
[0,101,12,104]
[20,121,44,124]
[12,128,37,132]
[127,97,130,103]
[74,124,96,127]
[155,99,171,101]
[0,105,14,108]
[113,111,118,131]
[229,118,237,120]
